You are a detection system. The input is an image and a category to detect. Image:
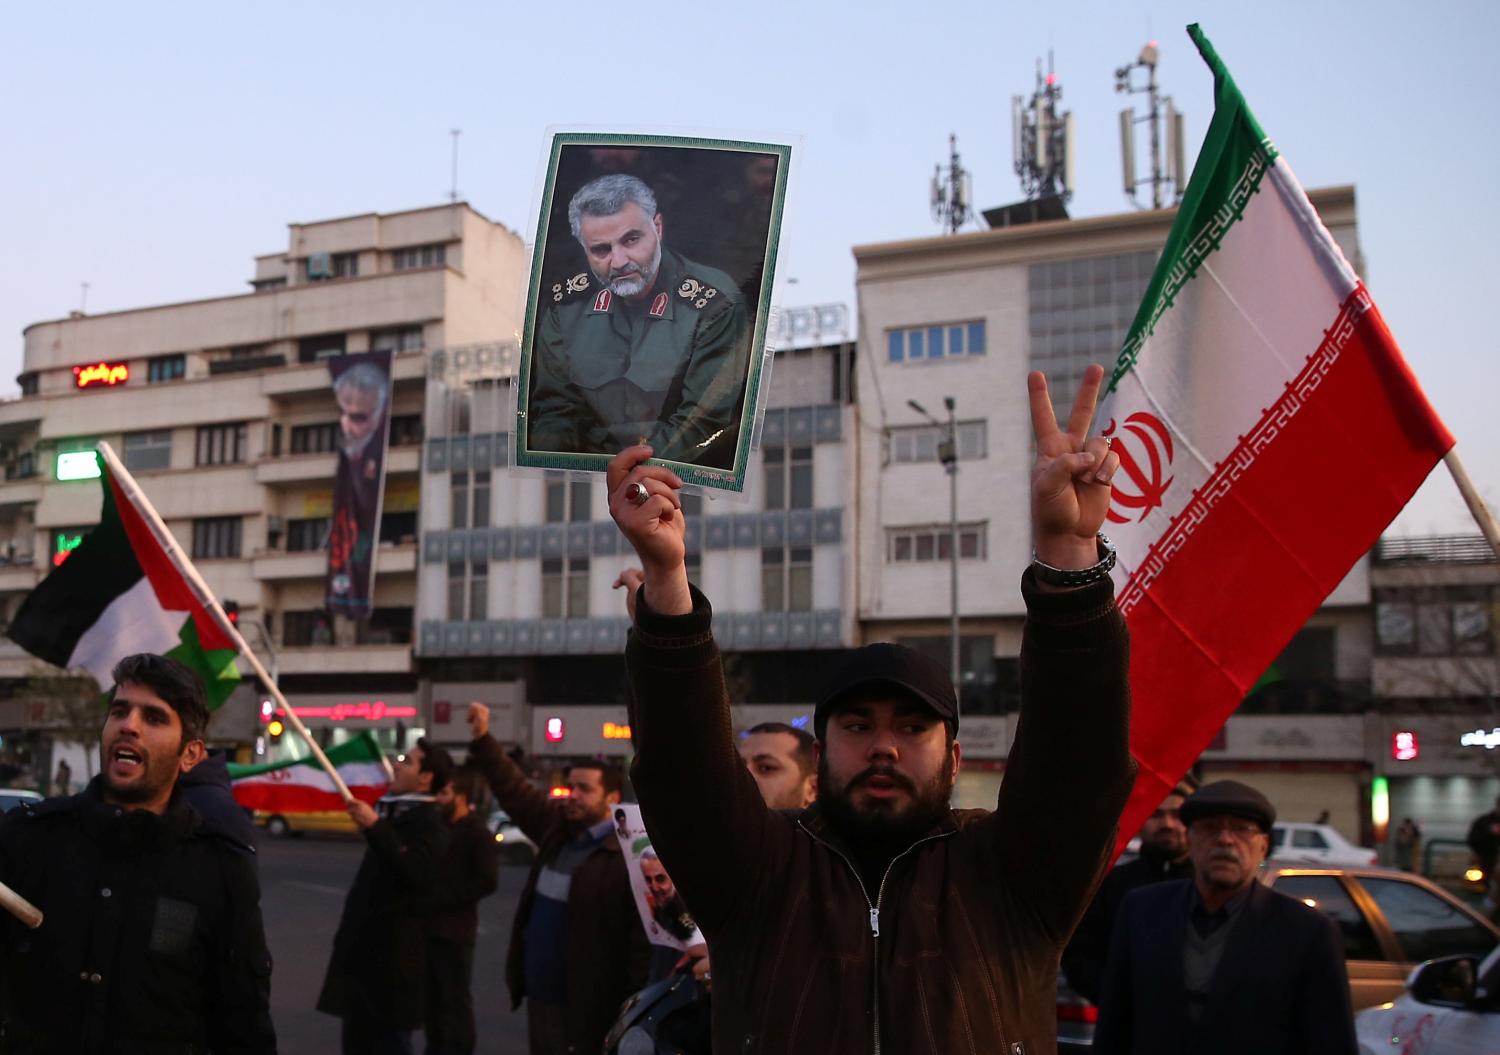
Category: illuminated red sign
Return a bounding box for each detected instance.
[1392,730,1419,761]
[280,701,416,722]
[73,361,130,389]
[545,717,565,743]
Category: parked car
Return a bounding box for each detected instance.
[1058,863,1500,1051]
[1356,945,1500,1054]
[0,790,42,815]
[254,807,358,838]
[487,809,536,864]
[1270,821,1379,866]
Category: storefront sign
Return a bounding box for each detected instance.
[545,717,565,743]
[1460,728,1500,750]
[51,531,85,566]
[1391,730,1419,761]
[292,701,416,721]
[73,361,129,388]
[602,722,632,740]
[55,452,101,482]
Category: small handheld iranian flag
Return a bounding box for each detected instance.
[228,731,389,813]
[1102,25,1454,847]
[8,449,241,707]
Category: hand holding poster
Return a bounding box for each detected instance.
[516,134,791,492]
[613,803,704,951]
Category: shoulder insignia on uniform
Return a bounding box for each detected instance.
[677,276,721,310]
[551,272,592,303]
[592,289,613,313]
[649,293,668,318]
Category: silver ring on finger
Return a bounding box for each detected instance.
[626,481,650,507]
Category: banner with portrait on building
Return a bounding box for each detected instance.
[326,350,394,619]
[612,803,704,951]
[515,132,792,493]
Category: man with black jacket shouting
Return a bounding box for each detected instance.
[0,653,275,1054]
[608,365,1134,1054]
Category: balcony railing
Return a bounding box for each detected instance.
[1376,535,1496,566]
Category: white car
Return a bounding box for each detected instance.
[1271,822,1379,867]
[0,789,43,815]
[1357,945,1500,1054]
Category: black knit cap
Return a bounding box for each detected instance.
[814,643,958,739]
[1180,779,1276,832]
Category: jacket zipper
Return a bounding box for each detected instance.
[799,820,954,1055]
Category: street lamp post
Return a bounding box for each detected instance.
[907,397,961,688]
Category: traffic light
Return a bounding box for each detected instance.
[267,710,285,743]
[223,600,240,626]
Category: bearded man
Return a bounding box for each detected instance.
[527,172,751,469]
[608,365,1135,1054]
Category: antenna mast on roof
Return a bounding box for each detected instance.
[1011,52,1075,202]
[449,129,462,203]
[1116,41,1186,209]
[930,133,973,236]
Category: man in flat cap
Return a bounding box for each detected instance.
[1094,779,1355,1055]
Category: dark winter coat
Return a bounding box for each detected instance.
[177,750,258,862]
[0,778,274,1054]
[1093,878,1356,1055]
[316,796,449,1030]
[429,810,499,945]
[1062,851,1195,1003]
[467,736,651,1053]
[625,572,1135,1055]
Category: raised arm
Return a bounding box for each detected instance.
[609,446,787,935]
[986,366,1135,939]
[466,704,563,848]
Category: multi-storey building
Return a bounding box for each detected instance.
[0,203,525,780]
[851,188,1381,818]
[414,339,858,757]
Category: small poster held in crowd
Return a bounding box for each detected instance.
[612,803,704,951]
[514,132,792,493]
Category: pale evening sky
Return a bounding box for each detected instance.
[2,1,1494,537]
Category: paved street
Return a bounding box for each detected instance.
[259,832,532,1055]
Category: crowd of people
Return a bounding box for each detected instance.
[0,367,1379,1054]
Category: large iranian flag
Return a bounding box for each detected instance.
[1103,25,1454,846]
[9,450,241,708]
[229,731,389,812]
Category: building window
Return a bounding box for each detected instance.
[17,373,38,397]
[192,517,242,559]
[450,470,491,529]
[298,334,346,363]
[1029,250,1156,413]
[393,244,447,270]
[287,517,330,553]
[389,414,423,447]
[147,354,186,384]
[542,557,590,618]
[886,320,986,364]
[545,477,593,523]
[887,420,987,464]
[122,430,172,472]
[1375,587,1496,657]
[283,610,332,647]
[764,446,813,510]
[371,326,423,354]
[447,559,489,621]
[195,423,248,466]
[356,607,414,645]
[379,511,417,544]
[762,546,813,611]
[886,522,988,562]
[290,423,339,454]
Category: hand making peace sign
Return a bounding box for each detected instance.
[1028,364,1121,571]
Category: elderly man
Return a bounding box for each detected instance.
[527,172,751,468]
[327,354,391,617]
[1093,780,1356,1055]
[608,366,1135,1053]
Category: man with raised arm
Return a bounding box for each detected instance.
[608,366,1135,1054]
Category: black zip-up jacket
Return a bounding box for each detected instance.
[626,571,1134,1055]
[0,778,275,1054]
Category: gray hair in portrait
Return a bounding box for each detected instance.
[568,173,659,243]
[333,361,390,417]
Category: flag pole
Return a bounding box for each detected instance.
[0,880,42,929]
[94,443,356,804]
[1443,450,1500,559]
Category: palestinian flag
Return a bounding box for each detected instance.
[8,450,241,708]
[228,732,389,812]
[1102,25,1454,848]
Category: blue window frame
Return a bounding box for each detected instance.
[886,321,986,364]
